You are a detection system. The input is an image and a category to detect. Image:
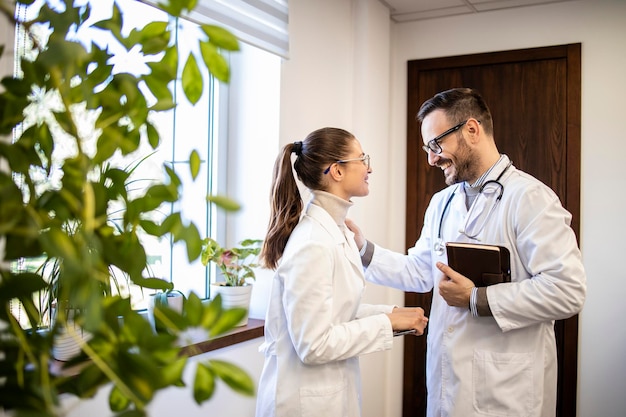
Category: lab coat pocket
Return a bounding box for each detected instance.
[300,382,348,417]
[473,350,534,417]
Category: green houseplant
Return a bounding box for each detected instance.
[201,238,262,326]
[0,0,255,415]
[201,238,263,287]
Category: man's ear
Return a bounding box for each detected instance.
[466,118,481,143]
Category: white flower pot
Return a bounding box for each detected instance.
[210,283,253,327]
[147,291,185,333]
[51,306,92,362]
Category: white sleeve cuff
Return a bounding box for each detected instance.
[469,287,479,317]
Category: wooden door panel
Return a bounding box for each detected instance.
[403,44,581,417]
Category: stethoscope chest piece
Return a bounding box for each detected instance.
[433,239,446,256]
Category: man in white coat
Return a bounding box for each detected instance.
[349,88,586,417]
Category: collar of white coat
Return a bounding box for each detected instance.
[309,190,352,226]
[305,200,349,245]
[305,194,363,270]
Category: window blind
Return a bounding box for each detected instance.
[142,0,289,59]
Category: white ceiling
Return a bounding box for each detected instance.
[380,0,576,22]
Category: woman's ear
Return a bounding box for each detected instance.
[328,163,345,181]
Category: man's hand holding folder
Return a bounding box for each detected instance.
[445,242,511,287]
[436,242,511,309]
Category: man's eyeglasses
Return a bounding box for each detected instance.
[422,119,479,154]
[324,155,370,174]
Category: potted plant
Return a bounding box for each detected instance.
[0,0,255,415]
[201,238,262,326]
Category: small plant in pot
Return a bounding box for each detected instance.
[201,238,262,326]
[201,238,263,287]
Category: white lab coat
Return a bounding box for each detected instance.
[256,201,395,417]
[366,155,586,417]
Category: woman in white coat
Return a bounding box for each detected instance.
[255,127,428,417]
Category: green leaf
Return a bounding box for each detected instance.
[139,219,161,237]
[145,183,178,203]
[209,307,247,337]
[189,150,201,180]
[1,76,32,97]
[182,54,203,104]
[95,125,128,164]
[199,41,230,83]
[73,362,108,398]
[109,385,131,412]
[0,178,27,239]
[180,223,202,262]
[37,37,89,77]
[84,46,114,89]
[160,213,184,236]
[145,121,160,149]
[52,109,78,138]
[154,296,187,333]
[201,294,222,328]
[0,90,29,134]
[0,137,43,175]
[207,194,241,211]
[35,122,54,171]
[93,2,125,47]
[208,359,255,396]
[144,75,175,110]
[145,46,178,83]
[0,272,47,300]
[129,277,174,291]
[117,351,161,403]
[40,228,79,261]
[200,24,240,51]
[161,357,187,386]
[134,21,170,55]
[164,164,182,187]
[193,363,215,404]
[185,292,203,326]
[116,410,147,417]
[101,233,147,278]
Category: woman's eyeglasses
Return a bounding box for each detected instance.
[324,155,370,174]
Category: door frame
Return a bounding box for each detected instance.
[403,44,581,417]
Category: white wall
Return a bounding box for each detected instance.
[279,0,404,416]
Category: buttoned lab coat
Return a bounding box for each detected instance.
[365,156,586,417]
[256,203,395,417]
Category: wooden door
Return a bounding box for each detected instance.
[403,44,581,417]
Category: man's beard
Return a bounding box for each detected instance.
[442,136,480,185]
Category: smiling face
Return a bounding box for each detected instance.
[326,138,372,201]
[343,139,371,198]
[421,110,481,185]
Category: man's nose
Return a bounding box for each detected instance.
[426,149,439,167]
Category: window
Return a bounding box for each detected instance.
[8,0,280,327]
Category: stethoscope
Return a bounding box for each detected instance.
[433,161,513,255]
